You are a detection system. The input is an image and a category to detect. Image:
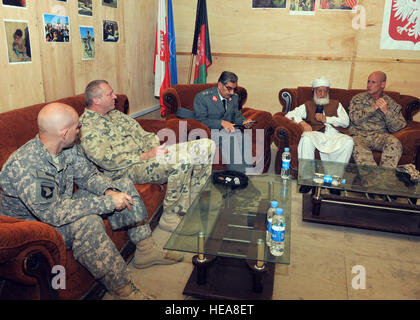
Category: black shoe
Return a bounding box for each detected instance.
[329,189,341,196]
[299,185,313,194]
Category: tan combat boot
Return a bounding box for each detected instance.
[133,237,184,269]
[111,281,156,300]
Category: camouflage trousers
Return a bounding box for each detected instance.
[125,138,216,219]
[57,177,151,291]
[351,133,403,168]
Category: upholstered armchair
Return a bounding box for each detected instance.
[161,83,274,173]
[0,93,204,300]
[271,87,420,177]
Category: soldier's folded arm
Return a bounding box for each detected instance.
[349,101,377,125]
[385,104,407,133]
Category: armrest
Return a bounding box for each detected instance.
[272,112,304,149]
[0,216,66,286]
[278,88,298,113]
[162,87,181,115]
[399,95,420,121]
[393,121,420,163]
[241,108,273,131]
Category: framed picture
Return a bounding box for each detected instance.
[2,0,26,8]
[103,20,119,42]
[102,0,117,8]
[80,26,95,60]
[43,13,70,42]
[319,0,357,10]
[290,0,315,15]
[4,19,31,64]
[252,0,286,9]
[78,0,93,16]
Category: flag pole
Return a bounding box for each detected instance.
[188,54,195,84]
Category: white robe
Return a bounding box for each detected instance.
[285,103,354,164]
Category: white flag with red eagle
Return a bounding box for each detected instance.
[380,0,420,50]
[154,0,171,116]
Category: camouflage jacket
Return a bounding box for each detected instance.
[79,109,160,178]
[0,135,116,227]
[348,92,407,136]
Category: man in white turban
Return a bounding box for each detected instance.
[285,76,354,193]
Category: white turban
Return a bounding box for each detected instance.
[312,76,330,88]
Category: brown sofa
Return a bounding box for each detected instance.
[272,87,420,177]
[162,83,274,173]
[0,94,196,300]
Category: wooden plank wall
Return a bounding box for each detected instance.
[0,0,158,114]
[173,0,420,121]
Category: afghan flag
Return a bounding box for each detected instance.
[154,0,170,117]
[192,0,212,84]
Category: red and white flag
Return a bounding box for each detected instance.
[380,0,420,50]
[154,0,170,116]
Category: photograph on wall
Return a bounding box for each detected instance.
[78,0,92,16]
[380,0,420,51]
[252,0,286,9]
[43,13,70,42]
[102,0,117,8]
[80,26,95,60]
[103,20,119,42]
[2,0,26,8]
[4,19,31,64]
[290,0,315,15]
[319,0,357,10]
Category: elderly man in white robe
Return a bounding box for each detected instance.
[285,76,354,193]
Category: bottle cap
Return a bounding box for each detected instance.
[271,201,279,207]
[284,148,290,152]
[275,208,283,215]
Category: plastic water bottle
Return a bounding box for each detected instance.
[266,201,279,247]
[331,176,346,187]
[270,208,286,257]
[281,148,291,180]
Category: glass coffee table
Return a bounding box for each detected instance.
[298,159,420,236]
[164,174,291,300]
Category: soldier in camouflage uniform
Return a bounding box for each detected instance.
[0,103,182,300]
[79,80,216,237]
[348,71,407,168]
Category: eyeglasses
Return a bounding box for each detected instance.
[224,84,236,92]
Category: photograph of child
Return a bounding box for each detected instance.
[4,20,31,64]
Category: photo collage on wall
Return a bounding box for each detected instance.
[2,0,120,64]
[252,0,358,14]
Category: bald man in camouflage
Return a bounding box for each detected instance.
[79,80,216,235]
[348,71,407,168]
[0,103,184,300]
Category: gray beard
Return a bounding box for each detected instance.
[313,93,329,106]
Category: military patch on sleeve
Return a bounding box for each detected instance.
[35,171,58,204]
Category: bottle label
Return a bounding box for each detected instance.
[267,219,272,232]
[282,160,290,170]
[271,225,285,242]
